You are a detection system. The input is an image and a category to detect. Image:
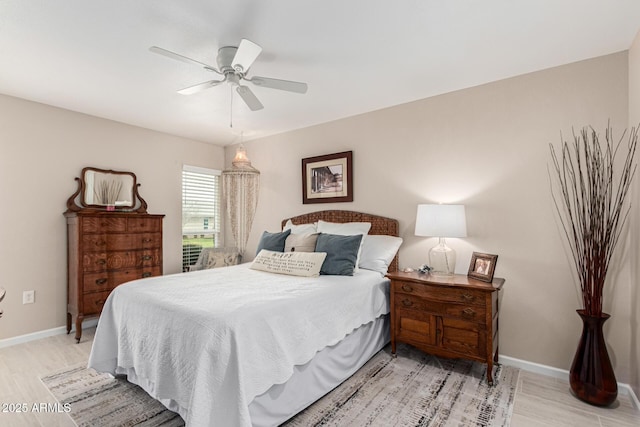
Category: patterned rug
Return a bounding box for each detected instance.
[41,364,184,427]
[41,344,518,427]
[285,345,519,427]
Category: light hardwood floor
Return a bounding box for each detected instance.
[0,328,638,426]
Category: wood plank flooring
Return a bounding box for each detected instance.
[0,328,638,426]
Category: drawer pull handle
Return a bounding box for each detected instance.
[402,299,413,307]
[95,240,106,246]
[142,255,152,261]
[95,299,106,306]
[462,308,476,318]
[96,259,106,265]
[461,293,475,302]
[142,238,152,243]
[95,278,107,285]
[142,272,152,278]
[401,284,413,292]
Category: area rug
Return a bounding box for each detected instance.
[286,344,519,426]
[41,364,184,427]
[41,344,518,427]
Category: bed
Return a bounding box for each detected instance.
[88,210,401,427]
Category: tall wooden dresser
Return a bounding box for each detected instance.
[64,167,164,342]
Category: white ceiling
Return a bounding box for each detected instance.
[1,1,640,146]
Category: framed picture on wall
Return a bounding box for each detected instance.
[467,252,498,282]
[302,151,353,204]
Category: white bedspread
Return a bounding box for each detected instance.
[88,264,390,427]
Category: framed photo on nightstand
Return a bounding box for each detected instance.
[468,252,498,282]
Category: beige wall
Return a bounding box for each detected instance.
[0,94,224,340]
[629,29,640,397]
[231,52,636,383]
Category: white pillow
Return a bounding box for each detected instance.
[250,249,327,277]
[316,220,371,271]
[359,235,403,276]
[284,233,319,252]
[283,219,317,235]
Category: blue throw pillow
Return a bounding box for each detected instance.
[315,233,363,276]
[256,229,291,255]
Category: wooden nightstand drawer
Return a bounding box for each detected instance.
[394,281,485,306]
[395,309,436,347]
[444,304,485,321]
[395,294,443,314]
[442,317,486,358]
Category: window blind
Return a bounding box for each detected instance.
[182,165,221,271]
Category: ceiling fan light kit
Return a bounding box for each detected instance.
[150,38,308,112]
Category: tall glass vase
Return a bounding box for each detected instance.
[569,309,617,406]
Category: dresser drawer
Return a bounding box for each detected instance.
[83,249,161,272]
[82,291,111,315]
[82,217,126,233]
[393,281,485,306]
[127,217,162,232]
[83,252,109,272]
[82,232,162,251]
[83,266,161,292]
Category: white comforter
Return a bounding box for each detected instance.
[88,263,390,427]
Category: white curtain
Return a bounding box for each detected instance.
[222,165,260,256]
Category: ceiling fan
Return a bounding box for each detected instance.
[150,39,308,111]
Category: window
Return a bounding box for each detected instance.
[182,165,221,271]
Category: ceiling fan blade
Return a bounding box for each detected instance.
[232,39,262,73]
[149,46,221,74]
[236,85,264,111]
[250,76,308,94]
[177,79,225,95]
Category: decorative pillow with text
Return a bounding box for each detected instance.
[250,249,327,277]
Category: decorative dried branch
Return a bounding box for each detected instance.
[549,124,638,316]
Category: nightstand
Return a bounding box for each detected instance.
[386,271,504,385]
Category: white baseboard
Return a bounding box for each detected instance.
[499,354,640,410]
[0,318,98,349]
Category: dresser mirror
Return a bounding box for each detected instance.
[82,168,135,208]
[66,167,148,213]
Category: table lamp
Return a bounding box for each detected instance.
[414,204,467,276]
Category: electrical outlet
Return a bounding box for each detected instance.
[23,290,35,304]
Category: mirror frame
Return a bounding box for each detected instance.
[66,167,148,213]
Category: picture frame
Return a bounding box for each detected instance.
[467,252,498,282]
[302,151,353,204]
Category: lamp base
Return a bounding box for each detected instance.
[428,238,456,276]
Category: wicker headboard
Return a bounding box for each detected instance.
[282,210,400,273]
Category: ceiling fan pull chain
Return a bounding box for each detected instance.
[230,85,234,128]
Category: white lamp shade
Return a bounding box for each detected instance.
[414,204,467,238]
